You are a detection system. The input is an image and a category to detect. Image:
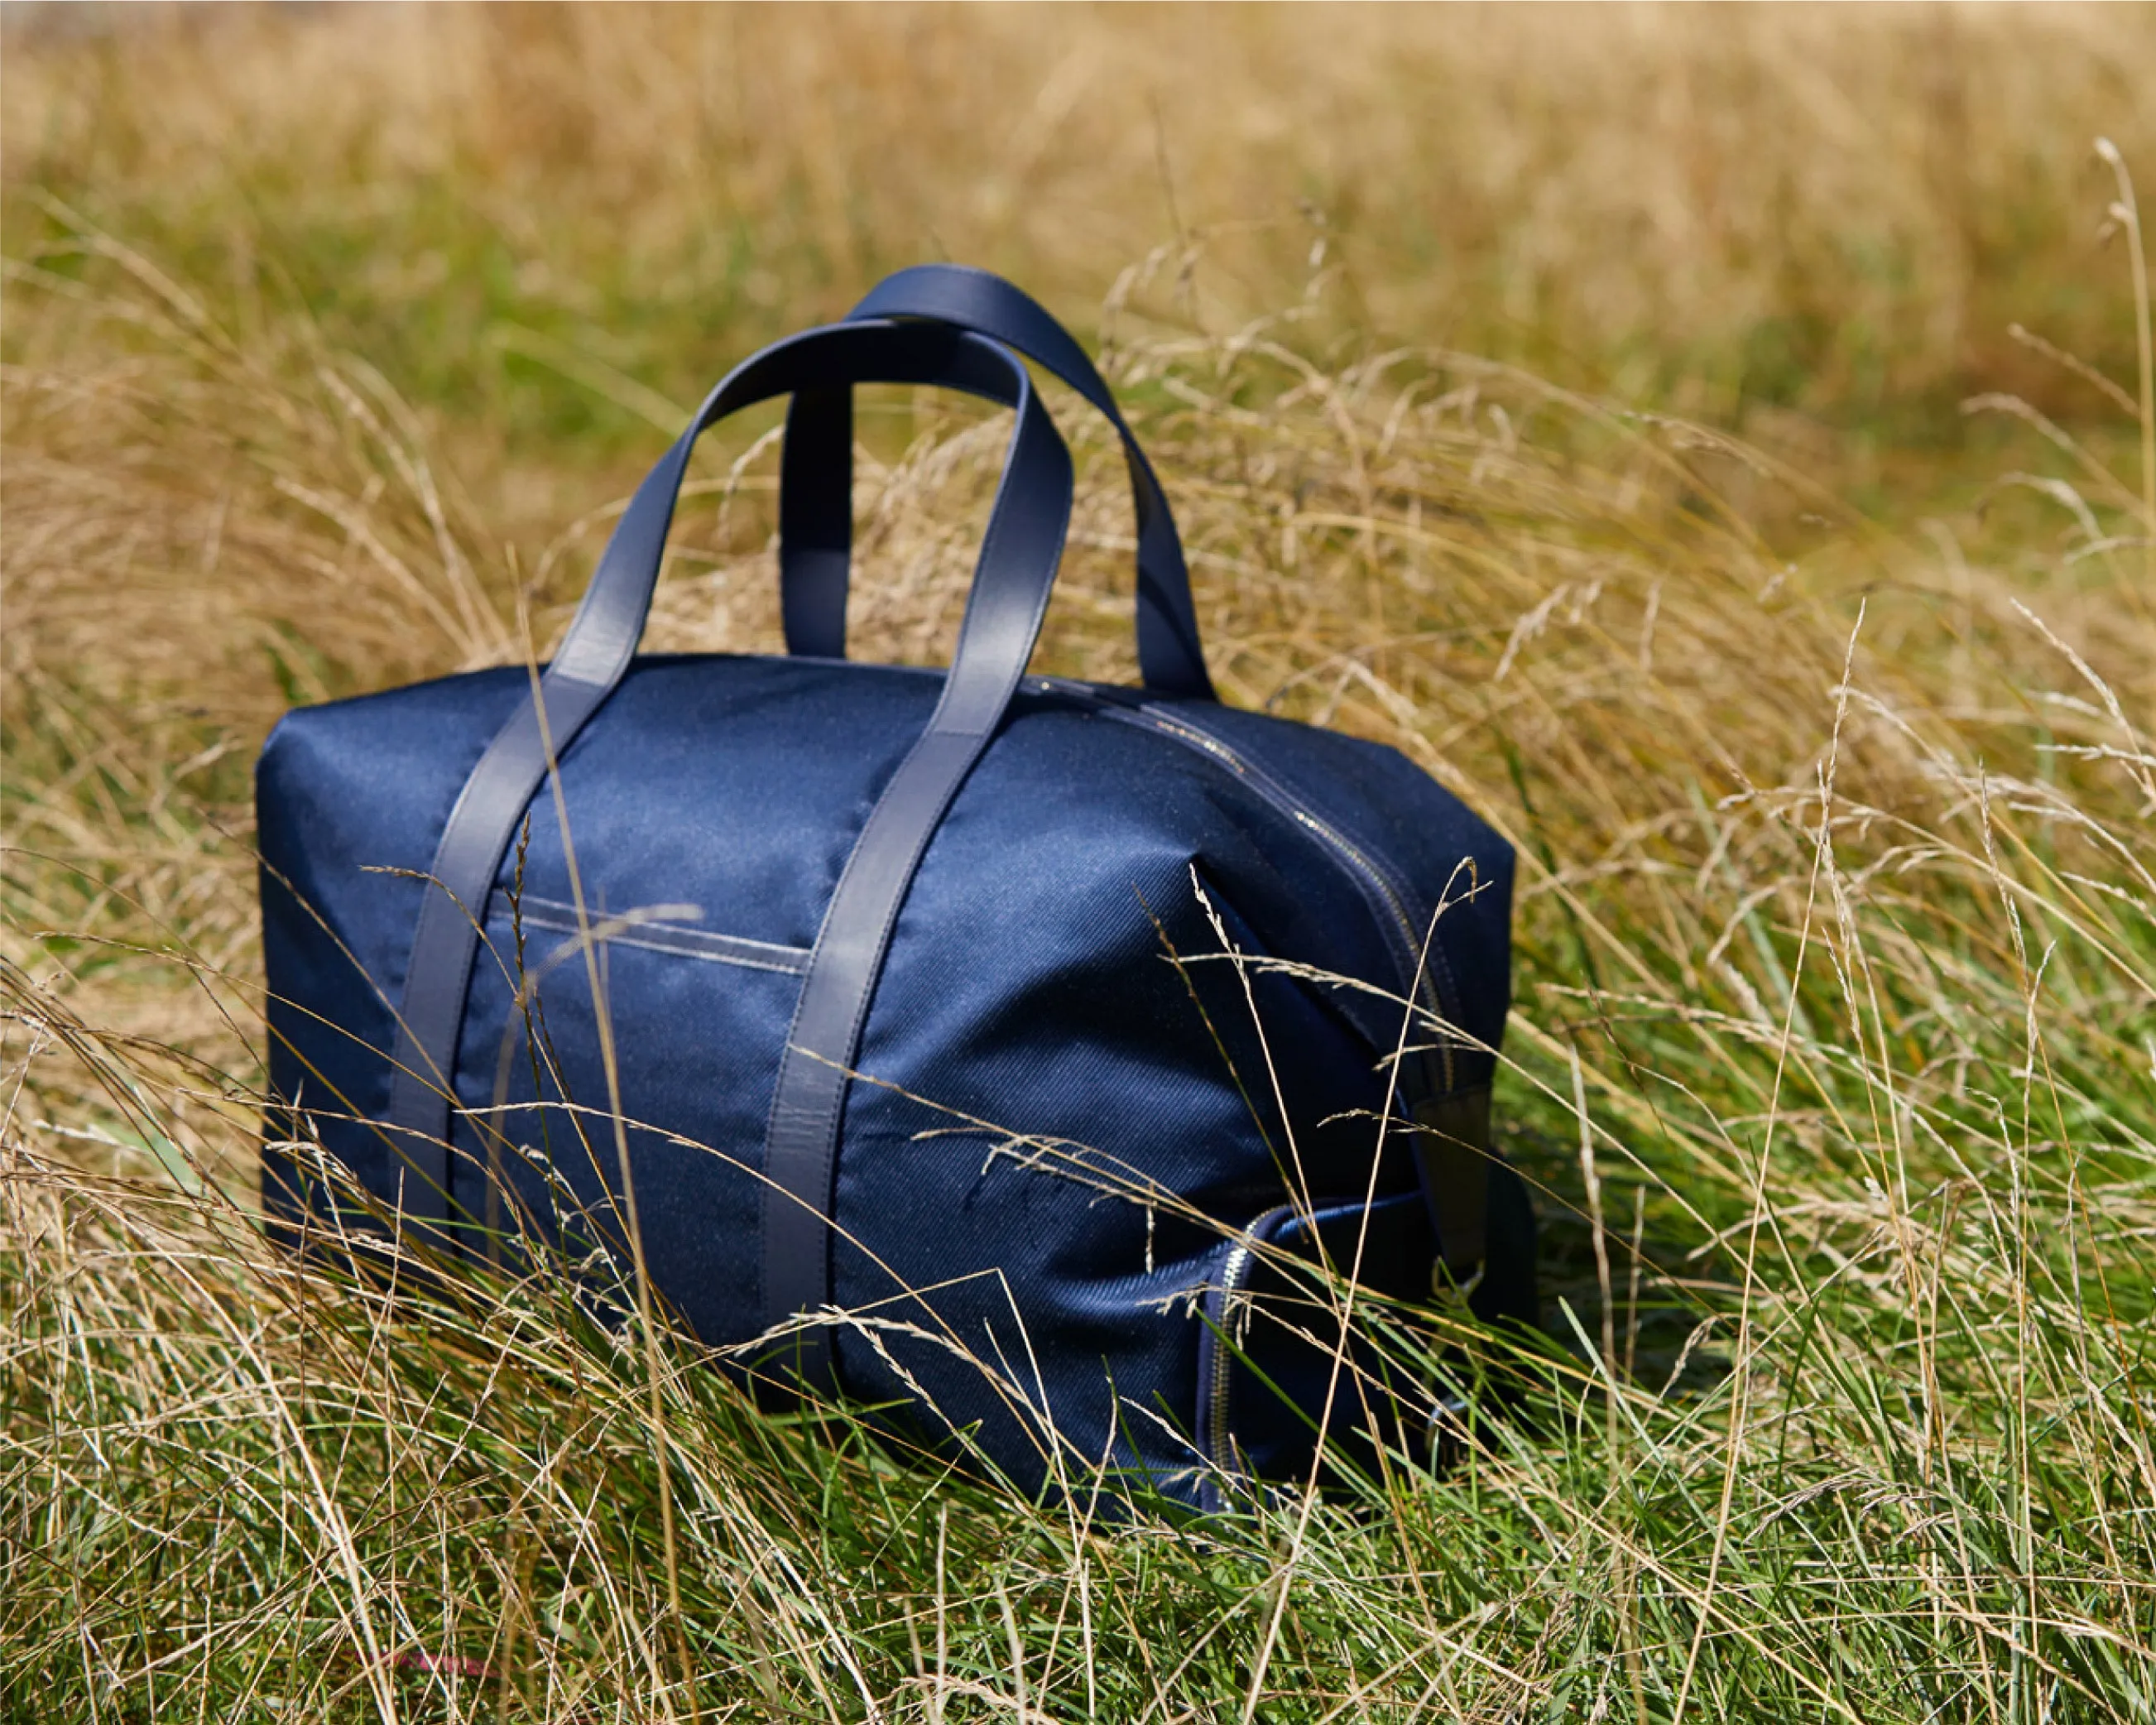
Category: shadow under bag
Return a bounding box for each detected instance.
[257,266,1536,1506]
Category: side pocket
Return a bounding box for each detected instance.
[1193,1203,1292,1511]
[1193,1189,1433,1510]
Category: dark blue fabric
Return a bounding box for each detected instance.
[386,321,1068,1232]
[259,653,1525,1499]
[260,667,533,1230]
[257,271,1530,1506]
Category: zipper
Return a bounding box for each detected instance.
[1208,1230,1259,1468]
[1197,1193,1420,1485]
[1033,676,1474,1503]
[1031,678,1458,1094]
[508,894,813,975]
[1198,1203,1294,1486]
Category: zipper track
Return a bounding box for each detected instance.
[1027,679,1475,1496]
[1210,1238,1256,1467]
[1200,1194,1415,1479]
[1034,679,1458,1094]
[1202,1203,1292,1479]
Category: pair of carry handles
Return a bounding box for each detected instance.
[572,263,1213,701]
[382,267,1215,1388]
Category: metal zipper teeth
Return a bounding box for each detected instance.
[1209,1242,1253,1467]
[1205,1204,1293,1473]
[1036,680,1457,1094]
[1205,1195,1385,1473]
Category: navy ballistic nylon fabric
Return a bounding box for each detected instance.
[258,271,1530,1505]
[258,649,1520,1499]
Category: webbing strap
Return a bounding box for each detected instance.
[756,378,1071,1391]
[382,323,1070,1268]
[1410,1088,1492,1279]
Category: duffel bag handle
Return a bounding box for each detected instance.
[777,264,1217,702]
[385,320,1073,1252]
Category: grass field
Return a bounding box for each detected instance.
[4,5,2155,1719]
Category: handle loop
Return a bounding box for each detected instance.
[778,265,1216,700]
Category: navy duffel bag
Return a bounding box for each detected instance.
[258,267,1534,1504]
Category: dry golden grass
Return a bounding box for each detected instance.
[10,5,2155,449]
[3,6,2154,1719]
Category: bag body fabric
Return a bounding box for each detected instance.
[258,268,1533,1506]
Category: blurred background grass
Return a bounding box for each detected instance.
[9,3,2154,486]
[3,5,2154,1720]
